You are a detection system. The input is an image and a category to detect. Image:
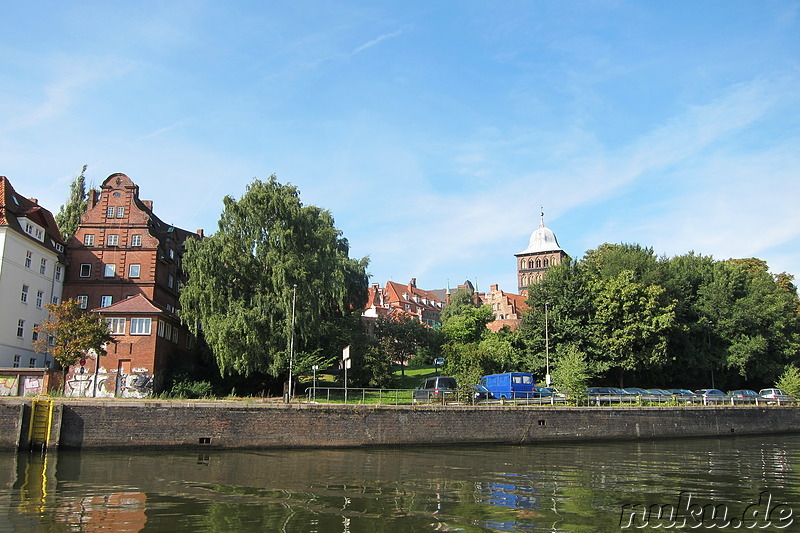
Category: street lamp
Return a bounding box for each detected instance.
[545,302,551,387]
[287,284,297,403]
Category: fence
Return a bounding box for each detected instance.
[303,387,797,407]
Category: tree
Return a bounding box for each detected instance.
[550,344,594,398]
[775,365,800,398]
[55,164,88,240]
[33,299,117,372]
[179,176,369,379]
[590,270,676,387]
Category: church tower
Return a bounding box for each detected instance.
[515,211,566,295]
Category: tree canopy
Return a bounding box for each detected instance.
[33,299,117,369]
[179,176,369,378]
[518,244,800,390]
[55,164,88,240]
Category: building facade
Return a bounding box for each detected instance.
[62,173,202,397]
[515,213,567,295]
[363,278,444,328]
[0,176,65,370]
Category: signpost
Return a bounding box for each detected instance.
[343,346,350,403]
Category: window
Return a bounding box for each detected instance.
[80,263,91,277]
[84,234,95,246]
[168,274,174,289]
[100,295,113,307]
[17,320,24,338]
[158,320,166,338]
[21,285,29,303]
[106,206,115,218]
[130,318,152,335]
[169,248,175,260]
[52,296,59,305]
[131,234,142,247]
[116,206,125,218]
[29,358,36,368]
[13,355,20,368]
[172,325,179,343]
[104,263,116,277]
[129,264,141,278]
[25,251,32,268]
[55,243,64,253]
[40,258,47,275]
[106,318,126,334]
[32,326,39,342]
[107,234,119,246]
[36,290,43,308]
[77,295,88,309]
[55,265,62,281]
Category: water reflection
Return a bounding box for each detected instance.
[1,435,798,532]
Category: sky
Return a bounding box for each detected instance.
[2,1,799,294]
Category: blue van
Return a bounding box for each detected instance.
[480,372,548,399]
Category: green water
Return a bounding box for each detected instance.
[1,435,798,532]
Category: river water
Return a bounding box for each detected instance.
[1,434,797,532]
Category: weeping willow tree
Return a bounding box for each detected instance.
[179,176,369,378]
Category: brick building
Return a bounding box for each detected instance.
[515,212,567,295]
[62,173,202,397]
[363,278,444,328]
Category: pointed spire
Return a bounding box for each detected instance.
[540,206,545,227]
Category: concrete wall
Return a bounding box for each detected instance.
[41,401,800,450]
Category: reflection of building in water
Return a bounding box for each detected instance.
[11,452,147,532]
[56,492,147,532]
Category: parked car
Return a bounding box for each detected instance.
[759,388,795,404]
[666,389,698,403]
[729,389,760,403]
[622,387,651,397]
[646,389,673,402]
[413,376,458,403]
[541,387,566,398]
[471,384,493,401]
[695,389,728,404]
[585,387,631,404]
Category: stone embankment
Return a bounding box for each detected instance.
[2,398,799,451]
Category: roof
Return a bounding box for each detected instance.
[517,215,562,256]
[90,294,171,316]
[0,176,65,257]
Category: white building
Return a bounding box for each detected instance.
[0,176,65,369]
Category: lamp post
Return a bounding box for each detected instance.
[312,365,318,402]
[707,320,714,389]
[287,284,297,403]
[545,302,551,387]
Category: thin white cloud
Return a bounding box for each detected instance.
[352,29,404,55]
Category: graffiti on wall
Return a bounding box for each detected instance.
[0,376,19,396]
[118,372,154,398]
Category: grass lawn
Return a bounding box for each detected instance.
[394,365,440,389]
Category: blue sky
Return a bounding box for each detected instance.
[2,1,799,294]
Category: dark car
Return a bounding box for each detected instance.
[729,389,760,403]
[413,376,458,403]
[471,384,493,402]
[585,387,631,404]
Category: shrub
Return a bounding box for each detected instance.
[169,380,214,399]
[776,365,800,398]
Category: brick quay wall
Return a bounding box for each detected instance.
[2,399,799,451]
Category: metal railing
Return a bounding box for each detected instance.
[302,387,797,407]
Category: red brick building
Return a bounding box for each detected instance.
[62,173,202,397]
[363,278,444,328]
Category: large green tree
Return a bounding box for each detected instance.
[179,176,369,378]
[55,164,88,240]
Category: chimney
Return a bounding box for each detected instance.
[196,229,204,238]
[409,278,416,289]
[28,198,38,205]
[490,284,498,292]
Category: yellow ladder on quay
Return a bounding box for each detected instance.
[29,396,54,451]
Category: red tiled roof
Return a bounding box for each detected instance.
[91,294,169,315]
[0,176,65,256]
